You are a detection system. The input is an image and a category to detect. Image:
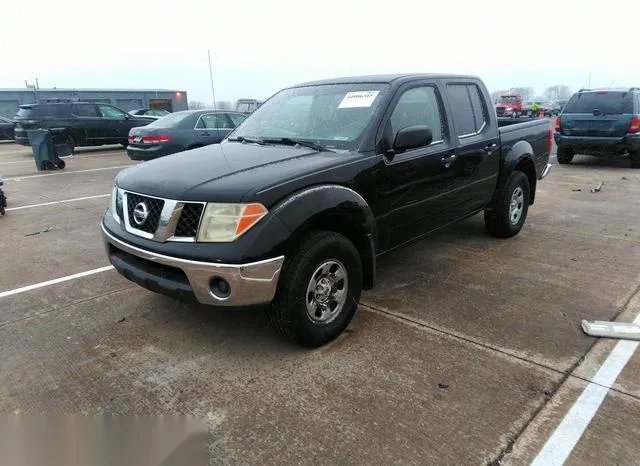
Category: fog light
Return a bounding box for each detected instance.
[210,277,230,299]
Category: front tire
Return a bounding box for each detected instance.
[485,171,531,238]
[266,231,363,348]
[557,148,574,164]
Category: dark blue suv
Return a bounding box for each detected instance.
[554,88,640,168]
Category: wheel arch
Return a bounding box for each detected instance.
[497,140,537,205]
[270,185,377,289]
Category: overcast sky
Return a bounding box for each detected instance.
[1,0,637,104]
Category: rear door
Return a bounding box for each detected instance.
[560,91,635,137]
[227,112,248,129]
[444,81,501,214]
[195,113,235,144]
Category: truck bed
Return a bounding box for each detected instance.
[498,117,551,178]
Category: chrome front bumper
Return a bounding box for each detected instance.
[102,223,284,306]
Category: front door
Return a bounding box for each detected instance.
[373,83,458,251]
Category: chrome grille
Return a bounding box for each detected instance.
[126,193,164,234]
[174,203,204,238]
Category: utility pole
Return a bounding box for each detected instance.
[207,49,217,111]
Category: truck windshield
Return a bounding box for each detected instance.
[229,83,389,150]
[563,91,634,114]
[500,96,519,102]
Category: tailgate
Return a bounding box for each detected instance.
[560,113,632,137]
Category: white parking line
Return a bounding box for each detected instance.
[0,266,115,299]
[7,165,134,181]
[531,311,640,466]
[6,194,110,211]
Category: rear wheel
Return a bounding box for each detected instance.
[485,171,531,238]
[557,148,574,164]
[266,230,363,347]
[629,151,640,169]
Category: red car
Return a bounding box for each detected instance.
[495,94,523,118]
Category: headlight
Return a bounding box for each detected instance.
[110,186,123,224]
[197,203,267,242]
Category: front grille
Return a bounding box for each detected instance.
[126,193,164,234]
[174,203,204,238]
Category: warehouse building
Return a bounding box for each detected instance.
[0,88,188,118]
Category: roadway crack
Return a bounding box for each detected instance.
[0,285,136,329]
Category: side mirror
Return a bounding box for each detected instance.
[392,125,433,153]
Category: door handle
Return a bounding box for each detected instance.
[441,153,456,165]
[199,132,210,136]
[484,143,498,153]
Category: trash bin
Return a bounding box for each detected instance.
[27,129,68,171]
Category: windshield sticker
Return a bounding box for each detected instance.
[338,91,380,109]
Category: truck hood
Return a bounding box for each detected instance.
[116,141,362,203]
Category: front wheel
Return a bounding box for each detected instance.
[485,171,531,238]
[266,230,363,347]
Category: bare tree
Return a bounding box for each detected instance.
[490,90,508,104]
[510,87,534,103]
[189,100,205,110]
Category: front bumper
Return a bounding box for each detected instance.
[102,222,284,307]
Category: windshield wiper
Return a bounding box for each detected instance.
[227,136,268,145]
[263,138,333,152]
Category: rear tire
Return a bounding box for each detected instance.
[266,230,363,348]
[630,151,640,169]
[485,171,531,239]
[557,148,574,164]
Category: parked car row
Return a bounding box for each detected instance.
[494,93,568,119]
[4,99,247,159]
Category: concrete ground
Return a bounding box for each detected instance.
[0,136,638,465]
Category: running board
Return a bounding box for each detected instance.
[581,320,640,341]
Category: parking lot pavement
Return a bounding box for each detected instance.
[363,163,640,372]
[1,145,639,463]
[0,288,561,464]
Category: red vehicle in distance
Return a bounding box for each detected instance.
[495,94,523,118]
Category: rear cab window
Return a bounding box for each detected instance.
[446,83,488,137]
[564,91,635,114]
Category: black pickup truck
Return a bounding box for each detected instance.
[102,73,552,347]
